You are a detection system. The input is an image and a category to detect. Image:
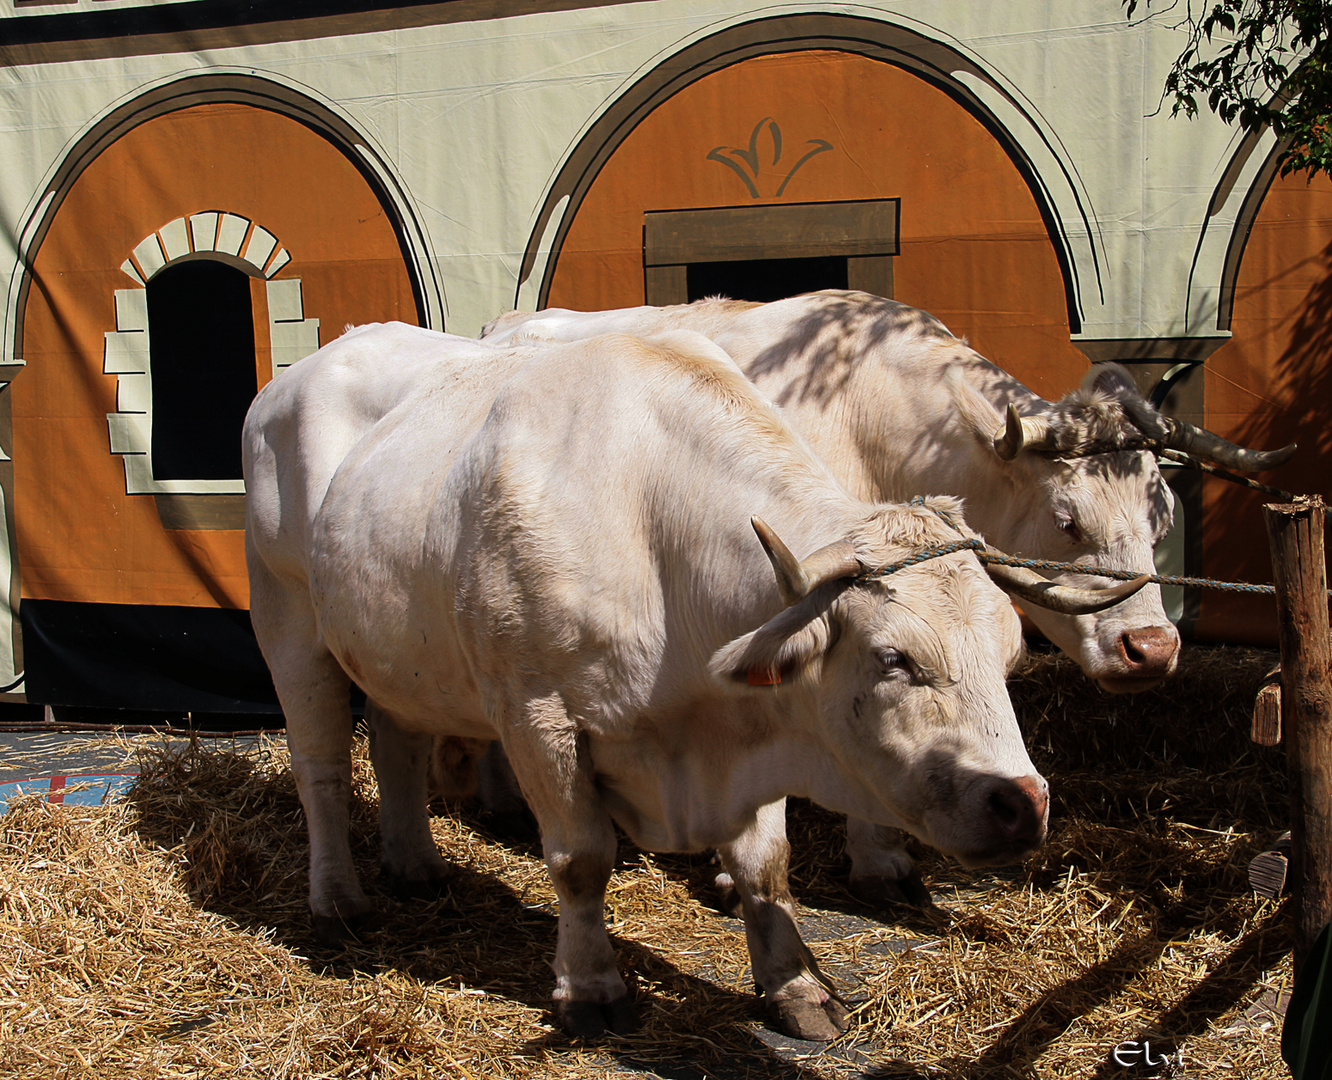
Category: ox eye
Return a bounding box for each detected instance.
[875,648,915,681]
[1055,513,1083,545]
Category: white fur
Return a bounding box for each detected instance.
[479,292,1183,897]
[243,324,1044,1031]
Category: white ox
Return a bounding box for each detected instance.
[480,290,1295,904]
[243,324,1144,1040]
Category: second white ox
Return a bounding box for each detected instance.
[244,325,1143,1041]
[481,290,1295,904]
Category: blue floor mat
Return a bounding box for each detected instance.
[0,772,138,809]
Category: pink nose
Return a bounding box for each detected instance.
[986,774,1049,850]
[1117,626,1180,676]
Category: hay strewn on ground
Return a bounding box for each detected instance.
[0,644,1296,1078]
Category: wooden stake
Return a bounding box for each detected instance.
[1249,832,1292,899]
[1264,496,1332,973]
[1251,665,1282,746]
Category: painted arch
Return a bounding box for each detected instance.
[1193,156,1332,645]
[518,13,1108,373]
[1,72,433,705]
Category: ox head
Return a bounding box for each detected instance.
[708,499,1147,869]
[982,363,1295,694]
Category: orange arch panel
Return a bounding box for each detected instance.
[546,50,1088,398]
[15,102,419,609]
[1197,170,1332,643]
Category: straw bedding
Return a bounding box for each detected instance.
[0,643,1294,1078]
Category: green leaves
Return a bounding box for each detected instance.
[1129,0,1332,179]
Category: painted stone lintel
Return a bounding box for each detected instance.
[153,493,247,531]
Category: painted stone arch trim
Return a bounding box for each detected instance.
[5,68,441,366]
[120,211,292,285]
[517,12,1104,332]
[105,213,321,497]
[1186,124,1288,334]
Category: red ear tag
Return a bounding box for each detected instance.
[747,666,782,686]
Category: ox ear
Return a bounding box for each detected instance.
[1083,362,1142,402]
[709,601,833,692]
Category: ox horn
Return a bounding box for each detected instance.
[1141,414,1297,472]
[752,517,862,605]
[984,559,1150,615]
[993,404,1057,461]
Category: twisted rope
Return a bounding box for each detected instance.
[862,537,983,579]
[973,552,1285,595]
[1037,438,1161,459]
[864,540,1289,594]
[1042,439,1331,516]
[1157,447,1332,519]
[873,496,1332,597]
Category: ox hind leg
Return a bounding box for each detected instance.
[249,571,371,943]
[425,738,536,840]
[844,817,933,908]
[497,693,635,1038]
[367,702,453,897]
[719,799,850,1041]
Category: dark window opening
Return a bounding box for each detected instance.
[687,255,848,303]
[147,260,258,481]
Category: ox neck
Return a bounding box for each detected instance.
[718,695,903,828]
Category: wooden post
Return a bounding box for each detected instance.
[1264,496,1332,973]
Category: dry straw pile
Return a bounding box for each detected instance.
[0,643,1295,1079]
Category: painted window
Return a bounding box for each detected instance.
[687,255,849,303]
[105,213,320,499]
[146,260,257,481]
[643,200,898,305]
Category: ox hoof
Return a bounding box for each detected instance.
[768,995,850,1042]
[383,870,454,902]
[848,868,934,910]
[311,911,373,947]
[713,871,745,918]
[557,997,638,1039]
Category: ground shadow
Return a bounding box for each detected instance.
[118,638,1288,1080]
[122,740,883,1080]
[1084,906,1291,1079]
[931,901,1289,1079]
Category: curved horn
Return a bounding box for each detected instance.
[752,517,862,605]
[1145,414,1297,472]
[985,559,1150,615]
[798,539,864,595]
[752,517,804,605]
[993,404,1056,461]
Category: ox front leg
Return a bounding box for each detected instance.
[367,701,453,898]
[720,800,850,1041]
[499,699,635,1039]
[844,817,933,908]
